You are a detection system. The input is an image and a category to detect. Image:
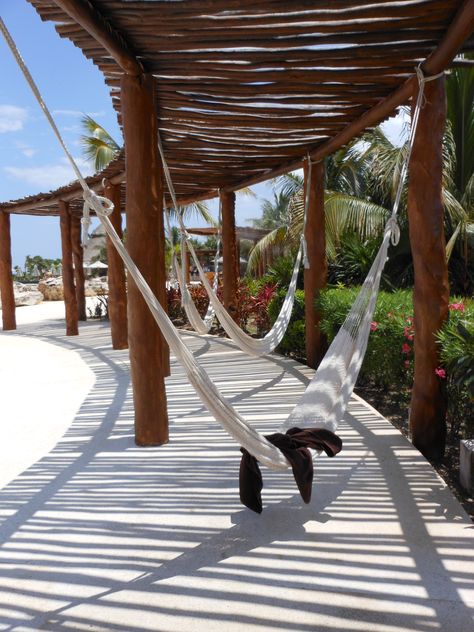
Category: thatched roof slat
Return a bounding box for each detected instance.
[2,0,470,216]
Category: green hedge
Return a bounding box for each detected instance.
[268,288,306,356]
[269,285,473,436]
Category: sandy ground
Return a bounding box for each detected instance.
[0,301,473,631]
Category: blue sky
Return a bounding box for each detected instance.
[1,2,405,268]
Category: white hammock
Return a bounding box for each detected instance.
[1,15,438,472]
[158,135,312,357]
[165,212,216,335]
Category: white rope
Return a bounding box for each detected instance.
[1,12,437,471]
[158,132,311,356]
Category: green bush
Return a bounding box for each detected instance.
[436,300,474,437]
[267,288,306,357]
[317,287,415,391]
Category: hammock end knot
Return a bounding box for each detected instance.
[385,216,400,246]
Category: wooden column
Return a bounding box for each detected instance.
[71,216,87,321]
[121,71,168,446]
[59,200,79,336]
[104,180,128,350]
[0,212,16,331]
[408,75,449,462]
[304,160,327,369]
[221,190,238,319]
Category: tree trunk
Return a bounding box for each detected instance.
[408,75,449,462]
[304,160,327,369]
[104,180,128,350]
[0,212,16,331]
[121,72,169,446]
[221,190,238,319]
[59,200,79,336]
[71,215,87,321]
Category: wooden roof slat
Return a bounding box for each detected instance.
[6,0,471,214]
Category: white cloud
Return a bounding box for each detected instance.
[15,141,37,158]
[52,109,82,117]
[4,157,93,190]
[0,105,28,133]
[53,109,105,118]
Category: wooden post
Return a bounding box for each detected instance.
[59,200,79,336]
[121,71,168,446]
[408,75,449,462]
[71,215,87,321]
[103,180,128,350]
[221,190,238,319]
[0,212,16,331]
[304,160,327,369]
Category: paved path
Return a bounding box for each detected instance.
[0,303,473,631]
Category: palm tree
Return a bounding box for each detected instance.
[80,115,121,171]
[247,145,388,273]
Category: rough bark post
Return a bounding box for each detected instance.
[104,180,128,350]
[221,190,238,318]
[408,75,449,462]
[121,71,168,446]
[70,215,87,321]
[59,200,79,336]
[304,160,327,369]
[0,212,16,331]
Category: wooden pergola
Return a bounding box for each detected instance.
[1,0,473,461]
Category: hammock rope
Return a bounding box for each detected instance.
[158,130,309,355]
[0,15,439,472]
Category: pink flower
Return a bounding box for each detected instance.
[449,302,465,312]
[401,343,411,354]
[370,321,378,332]
[435,367,446,379]
[406,316,414,324]
[403,326,414,341]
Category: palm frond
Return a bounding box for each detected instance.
[80,114,120,171]
[168,202,216,226]
[271,171,304,198]
[246,226,289,274]
[236,186,256,198]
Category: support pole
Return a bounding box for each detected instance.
[104,180,128,350]
[304,160,327,369]
[59,200,78,336]
[408,75,449,462]
[0,212,16,331]
[221,190,238,319]
[121,72,168,446]
[71,215,87,321]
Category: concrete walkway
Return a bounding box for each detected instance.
[0,303,473,631]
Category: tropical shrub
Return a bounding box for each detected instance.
[317,287,415,392]
[267,288,306,357]
[436,300,474,437]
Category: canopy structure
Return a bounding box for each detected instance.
[0,0,467,213]
[1,0,473,459]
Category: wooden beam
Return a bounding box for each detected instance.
[71,215,87,321]
[223,0,474,192]
[3,171,125,216]
[103,180,128,350]
[0,212,16,331]
[220,190,238,320]
[304,160,327,369]
[59,200,79,336]
[52,0,142,75]
[408,75,449,463]
[121,71,168,446]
